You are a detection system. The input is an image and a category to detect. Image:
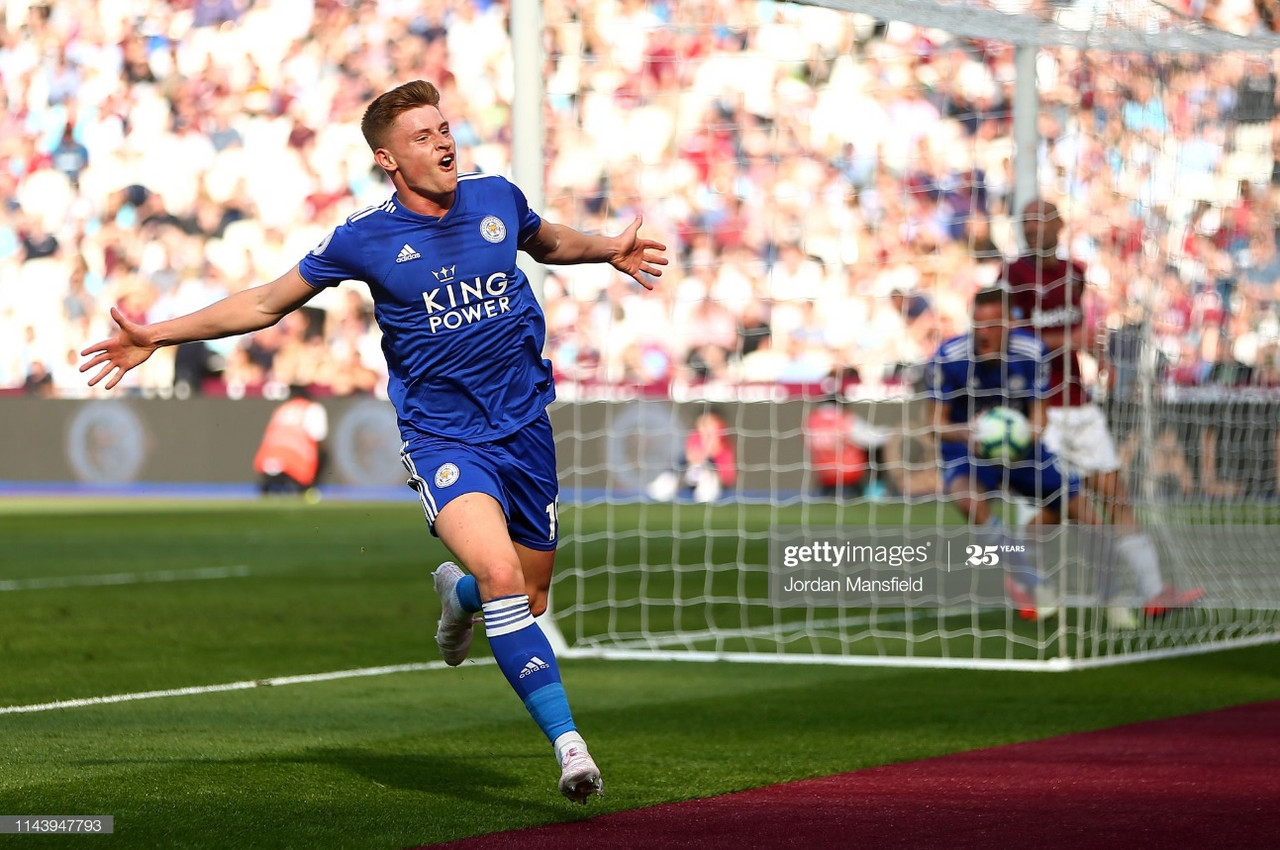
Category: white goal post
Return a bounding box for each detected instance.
[522,1,1280,669]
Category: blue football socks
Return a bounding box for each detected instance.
[455,573,482,613]
[481,594,576,744]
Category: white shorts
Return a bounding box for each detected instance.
[1040,404,1121,475]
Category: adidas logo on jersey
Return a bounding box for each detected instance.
[396,244,421,263]
[518,656,551,678]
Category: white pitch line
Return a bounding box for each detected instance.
[0,659,495,715]
[0,565,252,592]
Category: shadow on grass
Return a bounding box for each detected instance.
[69,747,568,815]
[315,747,550,799]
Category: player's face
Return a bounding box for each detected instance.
[379,105,457,203]
[972,302,1006,358]
[1021,203,1061,255]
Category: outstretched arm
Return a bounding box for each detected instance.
[521,216,667,290]
[80,265,320,389]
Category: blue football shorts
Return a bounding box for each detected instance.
[400,411,560,551]
[940,442,1080,509]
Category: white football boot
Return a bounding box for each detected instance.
[432,562,474,666]
[558,744,604,804]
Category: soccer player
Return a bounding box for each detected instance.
[80,79,668,804]
[1005,199,1202,625]
[925,287,1099,620]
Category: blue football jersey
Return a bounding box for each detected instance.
[298,173,550,442]
[924,328,1049,424]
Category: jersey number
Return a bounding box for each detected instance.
[545,499,559,542]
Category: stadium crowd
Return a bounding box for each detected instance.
[3,0,1280,401]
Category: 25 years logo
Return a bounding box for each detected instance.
[965,544,1000,566]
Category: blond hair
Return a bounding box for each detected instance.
[361,80,442,151]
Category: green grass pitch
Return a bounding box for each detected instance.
[2,498,1278,848]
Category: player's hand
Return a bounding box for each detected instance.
[79,306,159,389]
[610,216,668,290]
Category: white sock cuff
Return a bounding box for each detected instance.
[482,594,535,637]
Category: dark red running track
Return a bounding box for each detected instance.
[428,700,1280,849]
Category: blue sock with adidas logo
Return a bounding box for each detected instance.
[481,595,576,743]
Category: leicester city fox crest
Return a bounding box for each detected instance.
[434,463,460,488]
[480,215,506,243]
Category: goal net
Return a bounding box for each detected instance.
[540,0,1280,668]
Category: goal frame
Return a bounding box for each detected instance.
[519,1,1280,670]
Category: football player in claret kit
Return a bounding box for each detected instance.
[1005,199,1202,625]
[80,79,668,803]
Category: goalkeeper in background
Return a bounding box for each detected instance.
[81,79,668,804]
[925,288,1099,620]
[1005,199,1202,626]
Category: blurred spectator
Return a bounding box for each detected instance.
[0,0,1276,411]
[253,384,328,497]
[19,217,59,261]
[24,360,55,397]
[62,255,96,334]
[1241,228,1280,303]
[1255,341,1280,386]
[1120,424,1196,503]
[193,0,244,30]
[735,299,773,361]
[1207,340,1256,387]
[803,394,872,498]
[51,124,89,188]
[646,409,737,503]
[677,296,738,383]
[1198,419,1280,500]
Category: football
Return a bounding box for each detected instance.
[973,406,1033,461]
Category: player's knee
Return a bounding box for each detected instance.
[470,559,525,600]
